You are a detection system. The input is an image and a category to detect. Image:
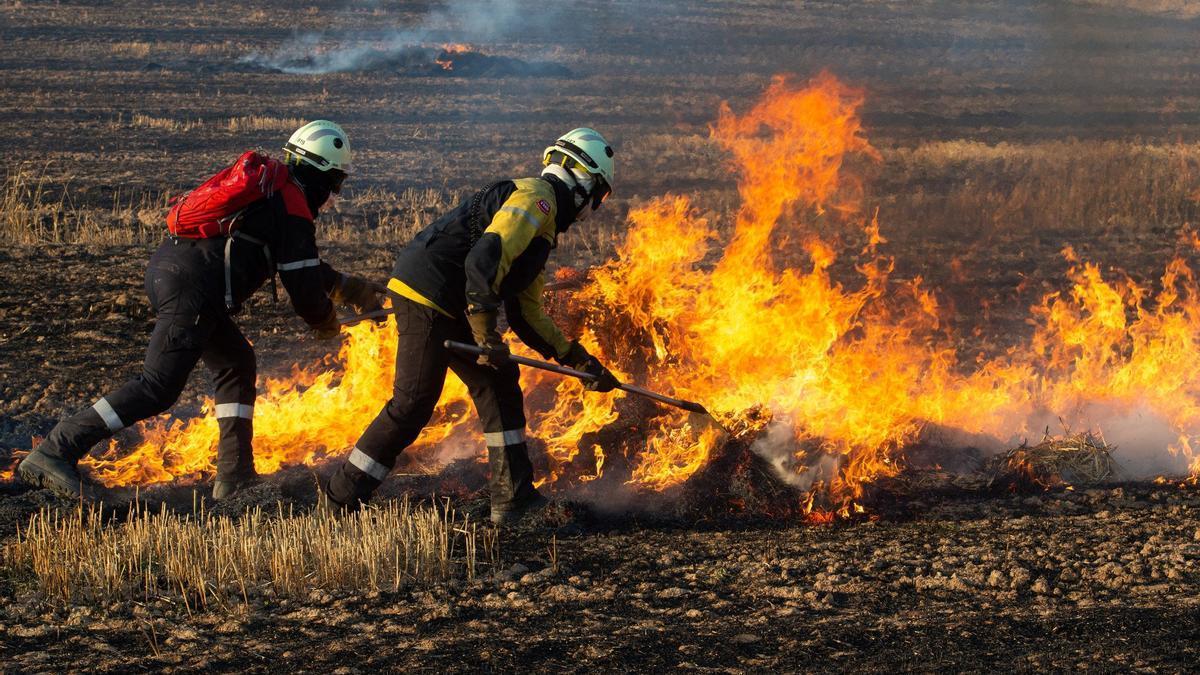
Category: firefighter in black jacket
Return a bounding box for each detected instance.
[324,128,619,525]
[19,121,385,501]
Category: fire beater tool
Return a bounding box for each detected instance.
[443,340,731,435]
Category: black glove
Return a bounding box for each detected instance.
[467,310,508,369]
[312,308,341,341]
[332,274,386,317]
[561,341,619,393]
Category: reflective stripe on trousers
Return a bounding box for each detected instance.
[484,428,526,447]
[214,402,254,419]
[92,398,125,432]
[348,447,391,481]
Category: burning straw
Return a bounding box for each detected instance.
[2,498,495,609]
[6,71,1200,522]
[988,432,1121,489]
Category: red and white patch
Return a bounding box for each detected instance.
[536,199,551,215]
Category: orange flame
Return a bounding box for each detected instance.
[5,71,1200,514]
[435,43,473,71]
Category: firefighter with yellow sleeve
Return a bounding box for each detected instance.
[323,128,619,524]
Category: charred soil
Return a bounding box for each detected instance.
[6,0,1200,671]
[1,479,1199,671]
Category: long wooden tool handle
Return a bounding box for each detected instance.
[443,340,710,415]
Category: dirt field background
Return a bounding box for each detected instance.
[4,0,1200,671]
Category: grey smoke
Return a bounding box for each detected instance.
[243,0,575,74]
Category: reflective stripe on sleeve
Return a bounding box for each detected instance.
[498,206,540,228]
[92,398,125,432]
[348,447,390,481]
[277,258,322,271]
[214,403,254,420]
[484,428,527,447]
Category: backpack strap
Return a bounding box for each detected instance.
[223,229,276,313]
[223,237,236,312]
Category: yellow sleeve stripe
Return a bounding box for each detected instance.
[498,205,541,229]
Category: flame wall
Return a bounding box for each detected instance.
[7,71,1200,514]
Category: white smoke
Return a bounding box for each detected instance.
[749,419,842,493]
[748,398,1195,493]
[1022,402,1194,479]
[242,0,572,74]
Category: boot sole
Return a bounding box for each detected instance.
[17,460,96,501]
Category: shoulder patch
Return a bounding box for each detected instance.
[537,199,551,215]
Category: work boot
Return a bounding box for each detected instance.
[315,474,361,516]
[17,448,100,500]
[211,473,261,501]
[490,490,550,527]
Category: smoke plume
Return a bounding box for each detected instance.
[243,0,572,74]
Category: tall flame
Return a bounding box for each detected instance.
[5,71,1200,514]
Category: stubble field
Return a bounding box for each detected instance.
[3,0,1200,671]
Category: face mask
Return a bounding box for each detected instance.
[570,168,596,209]
[569,168,610,211]
[305,183,333,215]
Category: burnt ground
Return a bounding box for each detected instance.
[3,234,1200,672]
[6,0,1200,671]
[1,479,1199,672]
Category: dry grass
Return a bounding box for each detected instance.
[111,41,152,58]
[323,184,460,244]
[989,432,1121,488]
[1078,0,1200,18]
[1,162,70,242]
[131,113,203,133]
[1,163,165,244]
[227,115,307,133]
[6,140,1197,249]
[877,140,1200,236]
[2,498,495,610]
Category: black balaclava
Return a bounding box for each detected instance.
[290,162,337,216]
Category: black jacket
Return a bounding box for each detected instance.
[388,176,576,359]
[152,178,338,326]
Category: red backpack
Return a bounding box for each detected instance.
[167,150,289,238]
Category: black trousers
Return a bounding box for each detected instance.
[328,295,536,510]
[38,239,257,481]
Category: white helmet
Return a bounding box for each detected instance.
[283,120,351,173]
[543,127,613,209]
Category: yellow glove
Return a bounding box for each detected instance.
[466,311,508,369]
